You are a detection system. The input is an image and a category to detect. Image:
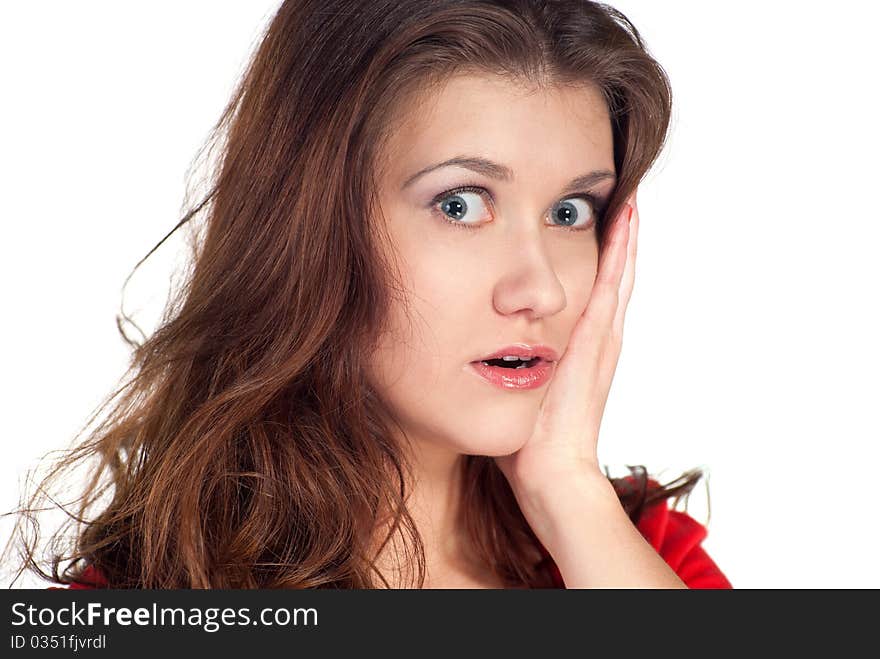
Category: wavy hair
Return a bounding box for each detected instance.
[6,0,705,589]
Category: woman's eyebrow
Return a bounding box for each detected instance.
[400,155,616,193]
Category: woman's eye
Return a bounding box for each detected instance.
[430,187,600,232]
[435,189,491,227]
[549,197,595,229]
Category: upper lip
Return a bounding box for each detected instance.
[473,343,559,363]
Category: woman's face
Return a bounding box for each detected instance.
[369,73,616,458]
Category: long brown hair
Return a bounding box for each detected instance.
[6,0,705,589]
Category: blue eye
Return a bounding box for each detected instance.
[550,198,595,229]
[432,186,492,229]
[429,185,602,232]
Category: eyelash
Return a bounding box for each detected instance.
[429,184,606,232]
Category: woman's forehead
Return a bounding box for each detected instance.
[382,73,614,190]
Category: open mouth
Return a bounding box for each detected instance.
[478,357,541,370]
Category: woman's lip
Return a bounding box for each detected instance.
[474,344,559,363]
[466,359,555,390]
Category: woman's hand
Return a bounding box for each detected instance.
[491,193,687,588]
[494,192,638,499]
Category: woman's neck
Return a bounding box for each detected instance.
[371,438,496,588]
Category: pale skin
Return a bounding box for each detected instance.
[368,72,685,588]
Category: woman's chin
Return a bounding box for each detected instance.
[458,429,531,458]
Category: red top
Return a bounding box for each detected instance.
[54,497,732,590]
[538,496,733,588]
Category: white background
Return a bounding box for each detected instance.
[2,1,878,588]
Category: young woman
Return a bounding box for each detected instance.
[10,0,731,589]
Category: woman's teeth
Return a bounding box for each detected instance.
[481,357,538,369]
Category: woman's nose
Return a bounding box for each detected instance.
[491,235,567,320]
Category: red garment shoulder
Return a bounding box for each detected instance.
[46,565,108,590]
[540,494,732,589]
[634,498,732,589]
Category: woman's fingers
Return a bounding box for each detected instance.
[613,194,639,338]
[573,200,632,364]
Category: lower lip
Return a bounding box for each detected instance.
[467,360,555,390]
